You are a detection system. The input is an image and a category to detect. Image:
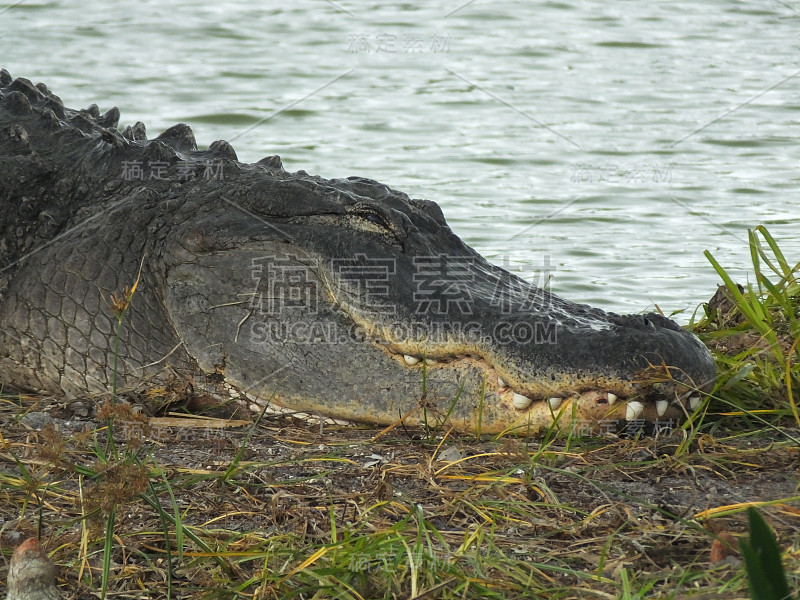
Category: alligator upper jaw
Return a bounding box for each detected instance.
[320,278,715,432]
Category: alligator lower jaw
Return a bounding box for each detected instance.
[389,349,703,432]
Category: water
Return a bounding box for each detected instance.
[2,0,799,320]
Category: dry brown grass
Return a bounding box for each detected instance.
[1,389,799,599]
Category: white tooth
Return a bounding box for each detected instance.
[512,393,533,410]
[625,401,644,421]
[689,396,701,410]
[656,400,669,417]
[547,397,563,410]
[403,355,420,366]
[497,377,506,388]
[425,358,437,366]
[607,393,617,406]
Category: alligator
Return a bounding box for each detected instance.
[0,69,715,435]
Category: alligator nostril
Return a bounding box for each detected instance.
[595,392,618,406]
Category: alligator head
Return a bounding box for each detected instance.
[0,69,715,435]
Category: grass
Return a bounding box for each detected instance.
[8,415,800,599]
[4,396,800,599]
[689,225,800,433]
[740,507,792,600]
[1,226,799,599]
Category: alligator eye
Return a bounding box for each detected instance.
[361,213,386,227]
[349,206,402,242]
[354,210,393,232]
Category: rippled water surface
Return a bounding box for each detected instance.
[3,0,799,319]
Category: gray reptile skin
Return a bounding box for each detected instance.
[0,69,715,434]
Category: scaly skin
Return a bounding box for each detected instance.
[0,69,715,434]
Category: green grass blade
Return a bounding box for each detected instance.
[329,503,337,544]
[704,251,761,329]
[222,394,273,482]
[139,460,175,598]
[749,229,767,299]
[705,250,782,361]
[740,507,791,600]
[137,490,235,577]
[145,472,174,600]
[161,471,184,561]
[476,375,486,439]
[755,225,795,281]
[440,379,466,427]
[101,508,116,600]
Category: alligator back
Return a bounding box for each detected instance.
[0,69,239,396]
